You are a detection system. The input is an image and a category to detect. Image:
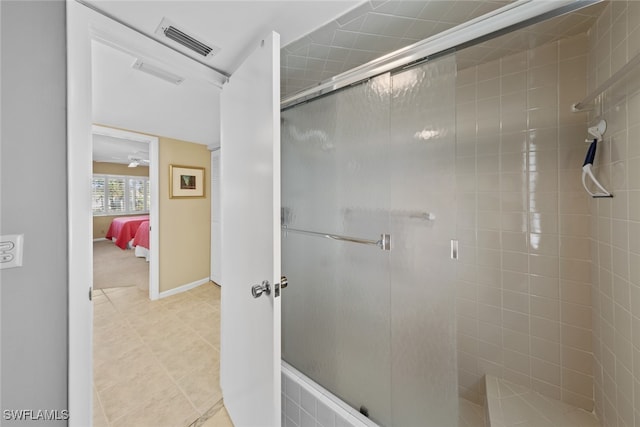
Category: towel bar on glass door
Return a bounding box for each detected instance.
[281,226,391,251]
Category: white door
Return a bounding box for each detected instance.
[220,32,281,426]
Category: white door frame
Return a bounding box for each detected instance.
[67,3,94,424]
[67,2,225,424]
[91,125,160,300]
[210,147,221,285]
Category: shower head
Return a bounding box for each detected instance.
[587,119,607,141]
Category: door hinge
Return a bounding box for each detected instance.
[89,286,93,301]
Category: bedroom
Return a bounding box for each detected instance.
[92,132,152,292]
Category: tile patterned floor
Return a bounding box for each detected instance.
[92,283,491,427]
[93,283,233,427]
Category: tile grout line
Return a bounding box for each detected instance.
[188,398,226,427]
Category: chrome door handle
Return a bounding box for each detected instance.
[280,276,288,289]
[251,280,271,298]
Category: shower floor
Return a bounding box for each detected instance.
[485,375,601,427]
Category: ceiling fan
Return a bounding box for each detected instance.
[127,153,150,168]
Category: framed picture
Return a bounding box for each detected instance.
[169,165,205,198]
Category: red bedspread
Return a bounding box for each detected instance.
[133,221,150,250]
[105,215,149,249]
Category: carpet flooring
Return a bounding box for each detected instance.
[93,240,149,290]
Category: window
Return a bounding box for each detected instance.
[108,177,126,214]
[128,178,146,213]
[92,177,105,214]
[92,174,150,216]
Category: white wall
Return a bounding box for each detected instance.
[0,1,68,424]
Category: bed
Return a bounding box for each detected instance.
[105,215,149,249]
[133,220,150,261]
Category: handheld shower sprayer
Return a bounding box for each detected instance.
[581,119,612,198]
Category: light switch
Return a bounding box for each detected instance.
[0,241,14,251]
[0,234,23,269]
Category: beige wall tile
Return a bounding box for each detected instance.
[528,64,558,89]
[529,212,558,235]
[503,310,530,335]
[560,258,592,283]
[501,51,527,75]
[531,378,561,400]
[562,346,593,376]
[531,295,559,321]
[560,280,592,306]
[531,316,561,343]
[501,71,527,96]
[454,33,597,407]
[561,301,592,329]
[501,329,530,354]
[530,275,560,299]
[530,254,560,278]
[477,59,501,81]
[503,348,530,375]
[478,77,500,100]
[559,236,591,261]
[529,233,559,256]
[531,336,561,364]
[529,170,558,192]
[531,357,561,386]
[559,34,589,61]
[562,368,594,398]
[528,42,558,68]
[562,324,592,352]
[559,214,591,237]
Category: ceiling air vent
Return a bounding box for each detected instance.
[156,18,220,60]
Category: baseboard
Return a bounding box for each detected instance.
[93,238,107,242]
[158,277,210,299]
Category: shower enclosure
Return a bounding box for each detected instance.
[281,54,458,425]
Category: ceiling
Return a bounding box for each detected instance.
[88,0,362,76]
[281,0,512,97]
[89,0,607,163]
[93,133,150,165]
[88,0,362,162]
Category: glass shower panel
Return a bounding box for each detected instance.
[282,74,393,426]
[389,54,458,426]
[282,53,458,427]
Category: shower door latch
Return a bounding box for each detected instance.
[274,276,287,298]
[251,280,271,298]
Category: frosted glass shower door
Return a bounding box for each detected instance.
[281,53,458,427]
[389,54,458,426]
[282,74,393,426]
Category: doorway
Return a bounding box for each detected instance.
[67,2,224,424]
[91,125,159,298]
